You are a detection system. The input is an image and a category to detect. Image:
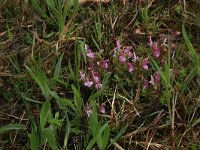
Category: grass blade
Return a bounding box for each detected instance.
[0,124,25,134]
[182,24,200,77]
[40,100,51,130]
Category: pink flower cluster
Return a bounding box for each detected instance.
[143,32,179,90]
[143,72,160,90]
[148,33,178,60]
[80,45,110,89]
[114,39,150,73]
[80,32,179,91]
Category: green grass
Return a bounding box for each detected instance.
[0,0,200,149]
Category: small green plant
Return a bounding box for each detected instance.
[86,101,110,150]
[32,0,79,38]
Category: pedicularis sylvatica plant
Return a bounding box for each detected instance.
[80,32,179,102]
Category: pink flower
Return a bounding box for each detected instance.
[124,46,133,57]
[92,72,100,82]
[79,71,85,80]
[148,35,153,47]
[84,80,93,87]
[127,62,134,73]
[86,109,92,117]
[149,72,160,85]
[102,59,109,69]
[152,46,160,58]
[142,58,149,70]
[143,78,149,89]
[119,55,126,62]
[116,39,121,50]
[99,103,106,114]
[86,49,95,59]
[95,83,102,89]
[133,52,139,62]
[153,72,160,84]
[114,39,121,57]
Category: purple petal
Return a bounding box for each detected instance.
[95,83,102,89]
[116,39,121,50]
[148,36,153,47]
[154,72,160,84]
[127,62,134,73]
[86,49,95,59]
[133,52,139,62]
[153,47,160,58]
[103,59,109,69]
[143,78,149,89]
[79,71,85,80]
[99,103,106,114]
[84,80,93,87]
[149,75,155,85]
[119,55,126,62]
[142,58,149,70]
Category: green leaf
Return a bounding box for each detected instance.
[182,24,200,77]
[192,117,200,127]
[79,40,87,64]
[29,127,40,150]
[68,59,75,80]
[0,124,25,134]
[40,100,51,130]
[50,91,76,111]
[40,127,59,150]
[108,124,128,148]
[71,84,82,113]
[101,125,110,149]
[50,54,64,89]
[32,0,53,24]
[86,123,109,150]
[63,113,70,149]
[25,65,50,100]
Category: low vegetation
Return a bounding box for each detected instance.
[0,0,200,149]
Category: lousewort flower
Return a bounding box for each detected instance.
[79,71,85,80]
[86,109,92,117]
[84,80,93,87]
[116,39,121,50]
[85,104,93,117]
[143,78,149,89]
[119,55,126,62]
[114,39,121,57]
[149,72,160,85]
[95,83,102,90]
[142,58,149,70]
[124,46,133,57]
[102,59,109,69]
[153,72,160,84]
[93,72,100,83]
[152,44,160,58]
[99,103,106,114]
[127,62,134,73]
[86,49,95,59]
[148,35,153,47]
[133,52,139,62]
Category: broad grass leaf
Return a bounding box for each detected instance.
[0,124,25,134]
[40,100,51,130]
[182,24,200,78]
[29,128,40,150]
[71,84,82,113]
[86,123,109,150]
[25,65,50,100]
